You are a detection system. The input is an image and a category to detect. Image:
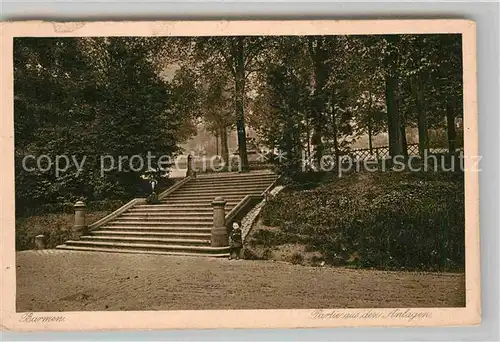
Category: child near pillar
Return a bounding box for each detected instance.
[229,221,243,260]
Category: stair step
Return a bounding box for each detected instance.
[137,202,239,208]
[91,230,211,240]
[99,226,212,233]
[59,240,229,254]
[157,196,240,206]
[190,178,276,187]
[181,181,272,188]
[114,216,213,222]
[132,204,224,209]
[81,236,210,246]
[127,207,229,213]
[128,208,234,214]
[179,182,272,189]
[121,212,213,217]
[107,221,212,227]
[55,245,229,258]
[195,171,275,179]
[167,191,262,198]
[193,173,275,179]
[163,198,246,204]
[166,194,262,201]
[177,186,270,194]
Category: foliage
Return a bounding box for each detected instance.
[258,38,311,177]
[258,171,465,271]
[187,37,272,170]
[14,37,190,215]
[15,35,463,204]
[15,209,111,250]
[14,35,465,259]
[247,34,463,172]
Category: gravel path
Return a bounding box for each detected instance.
[16,250,465,312]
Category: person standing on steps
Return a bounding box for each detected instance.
[228,221,243,260]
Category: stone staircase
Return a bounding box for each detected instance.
[56,171,277,257]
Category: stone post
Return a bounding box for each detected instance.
[73,200,87,239]
[211,197,228,247]
[35,235,46,250]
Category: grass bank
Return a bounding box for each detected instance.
[245,170,465,272]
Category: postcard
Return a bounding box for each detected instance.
[0,19,479,331]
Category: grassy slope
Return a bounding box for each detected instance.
[245,170,465,272]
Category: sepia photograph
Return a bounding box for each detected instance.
[1,20,479,330]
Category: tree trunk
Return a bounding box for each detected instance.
[330,92,340,162]
[368,118,373,154]
[293,115,302,171]
[413,74,428,158]
[446,98,457,156]
[305,117,311,162]
[309,37,328,169]
[400,110,408,158]
[385,75,402,157]
[234,37,249,172]
[384,36,403,158]
[367,92,373,154]
[331,114,340,161]
[220,126,229,164]
[215,132,219,156]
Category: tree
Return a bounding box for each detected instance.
[192,37,270,171]
[406,35,430,158]
[347,36,388,154]
[321,36,361,161]
[383,35,405,157]
[252,33,464,174]
[307,37,331,167]
[249,37,314,175]
[14,37,100,208]
[398,34,463,156]
[354,91,387,153]
[432,34,463,155]
[14,37,193,212]
[199,68,234,164]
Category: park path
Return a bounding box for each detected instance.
[16,250,465,312]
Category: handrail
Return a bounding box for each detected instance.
[158,176,192,200]
[88,197,146,230]
[226,173,279,224]
[262,175,281,199]
[225,194,262,226]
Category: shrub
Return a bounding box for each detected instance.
[15,209,112,251]
[259,170,465,272]
[243,247,262,260]
[262,248,273,260]
[16,199,128,218]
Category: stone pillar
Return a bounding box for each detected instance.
[211,197,228,247]
[73,200,87,239]
[35,234,46,250]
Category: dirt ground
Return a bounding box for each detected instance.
[16,250,465,312]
